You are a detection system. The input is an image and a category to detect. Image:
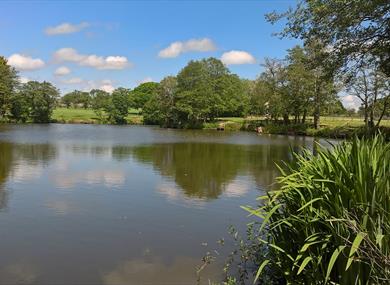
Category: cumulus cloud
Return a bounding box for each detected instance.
[99,82,115,93]
[58,77,115,92]
[158,38,216,58]
[53,48,131,70]
[7,54,45,71]
[45,22,90,35]
[220,50,256,65]
[61,77,83,84]
[54,66,71,76]
[342,95,361,110]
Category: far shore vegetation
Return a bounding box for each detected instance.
[1,50,389,139]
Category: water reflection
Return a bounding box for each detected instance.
[102,256,221,285]
[0,142,13,210]
[130,143,292,199]
[0,125,333,284]
[0,260,39,284]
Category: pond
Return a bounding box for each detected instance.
[0,124,332,284]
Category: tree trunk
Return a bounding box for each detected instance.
[283,114,289,125]
[302,109,307,124]
[313,107,320,129]
[364,102,369,128]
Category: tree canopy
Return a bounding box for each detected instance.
[266,0,390,76]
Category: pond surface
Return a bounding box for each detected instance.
[0,124,331,284]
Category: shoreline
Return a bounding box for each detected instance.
[3,118,389,140]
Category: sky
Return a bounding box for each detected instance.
[0,0,359,109]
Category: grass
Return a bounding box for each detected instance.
[52,107,142,124]
[242,135,390,284]
[51,108,390,138]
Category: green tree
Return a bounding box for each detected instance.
[20,81,59,123]
[61,90,91,109]
[110,88,130,124]
[266,0,390,76]
[347,59,389,130]
[131,82,159,109]
[257,58,289,122]
[9,92,29,123]
[0,56,18,120]
[174,59,220,128]
[90,89,111,122]
[285,46,313,123]
[144,76,177,126]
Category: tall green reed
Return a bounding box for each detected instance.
[244,135,390,284]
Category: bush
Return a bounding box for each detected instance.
[242,135,390,284]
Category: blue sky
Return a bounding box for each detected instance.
[0,0,304,95]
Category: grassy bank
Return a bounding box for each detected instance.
[52,107,142,124]
[51,108,390,138]
[209,116,390,138]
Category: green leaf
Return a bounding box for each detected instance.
[326,245,345,282]
[298,256,312,275]
[254,259,270,283]
[346,232,366,271]
[259,204,282,232]
[297,198,323,212]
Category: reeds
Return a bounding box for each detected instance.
[245,135,390,284]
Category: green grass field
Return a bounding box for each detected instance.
[52,108,142,124]
[217,115,390,128]
[52,108,390,137]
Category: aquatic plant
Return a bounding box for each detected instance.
[244,135,390,284]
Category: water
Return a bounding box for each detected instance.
[0,124,332,284]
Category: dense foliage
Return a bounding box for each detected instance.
[225,136,390,284]
[266,0,390,76]
[10,81,59,123]
[131,82,159,109]
[0,56,18,120]
[248,45,339,129]
[143,58,249,128]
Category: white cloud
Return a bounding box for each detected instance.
[45,22,90,35]
[54,66,71,76]
[158,38,216,58]
[53,48,131,70]
[342,95,361,110]
[99,83,115,93]
[61,77,83,84]
[7,54,45,71]
[84,79,116,93]
[220,50,256,65]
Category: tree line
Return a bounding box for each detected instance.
[0,46,388,129]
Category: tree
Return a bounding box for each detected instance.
[61,90,91,109]
[143,58,247,128]
[347,59,389,130]
[19,81,59,123]
[90,89,111,122]
[131,82,159,109]
[110,88,130,124]
[0,56,18,120]
[215,74,249,117]
[257,58,289,122]
[174,58,225,127]
[285,46,313,123]
[304,41,339,129]
[9,92,29,123]
[144,76,178,127]
[266,0,390,76]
